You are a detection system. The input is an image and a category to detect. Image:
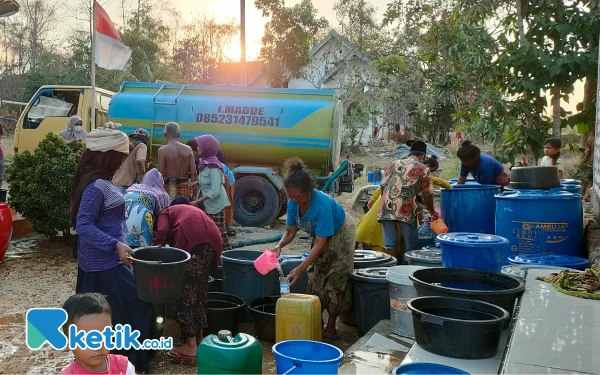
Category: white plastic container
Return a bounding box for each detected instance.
[387,265,427,339]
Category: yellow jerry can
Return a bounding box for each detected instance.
[275,293,322,342]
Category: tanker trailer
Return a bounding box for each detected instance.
[107,81,358,227]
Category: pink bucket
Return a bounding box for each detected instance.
[254,250,280,275]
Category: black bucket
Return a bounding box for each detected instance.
[206,292,246,336]
[409,267,525,320]
[209,278,223,293]
[0,189,7,203]
[408,296,509,359]
[165,277,214,320]
[248,296,279,342]
[130,246,191,304]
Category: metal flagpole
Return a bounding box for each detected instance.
[90,0,97,130]
[240,0,246,87]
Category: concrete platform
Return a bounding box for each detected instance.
[339,320,412,374]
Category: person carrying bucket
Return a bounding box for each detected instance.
[377,140,438,262]
[268,157,356,344]
[153,196,223,362]
[456,141,510,188]
[70,122,155,374]
[356,155,449,252]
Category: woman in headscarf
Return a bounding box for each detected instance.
[190,135,232,251]
[124,168,170,248]
[70,122,154,373]
[153,196,223,362]
[58,115,87,141]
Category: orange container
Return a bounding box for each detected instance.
[431,218,449,235]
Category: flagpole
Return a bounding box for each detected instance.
[91,0,97,130]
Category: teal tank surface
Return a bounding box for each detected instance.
[495,189,583,263]
[197,330,263,374]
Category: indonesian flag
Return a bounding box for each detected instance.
[94,0,131,71]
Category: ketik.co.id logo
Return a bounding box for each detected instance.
[26,308,161,351]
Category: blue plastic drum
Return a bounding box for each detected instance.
[272,340,344,374]
[393,363,470,375]
[507,254,590,271]
[438,232,509,273]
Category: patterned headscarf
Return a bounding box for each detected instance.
[126,168,170,213]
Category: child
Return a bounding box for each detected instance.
[61,293,136,375]
[456,141,510,188]
[540,137,564,179]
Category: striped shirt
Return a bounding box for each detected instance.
[76,179,125,272]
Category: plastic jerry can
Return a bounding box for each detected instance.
[197,330,262,374]
[275,293,322,343]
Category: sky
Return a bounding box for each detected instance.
[97,0,392,60]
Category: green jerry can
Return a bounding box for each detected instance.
[197,330,263,374]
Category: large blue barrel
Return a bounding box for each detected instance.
[559,179,582,194]
[441,184,500,234]
[495,189,583,263]
[449,177,479,185]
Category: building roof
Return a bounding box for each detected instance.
[212,61,265,87]
[0,0,19,17]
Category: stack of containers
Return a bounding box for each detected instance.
[495,166,585,265]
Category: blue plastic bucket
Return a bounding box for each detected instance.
[367,172,374,183]
[438,232,509,273]
[393,363,470,375]
[507,254,590,271]
[272,340,344,374]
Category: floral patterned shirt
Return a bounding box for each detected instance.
[377,156,435,224]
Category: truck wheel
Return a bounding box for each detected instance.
[234,176,281,227]
[277,201,287,219]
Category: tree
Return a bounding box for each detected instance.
[255,0,329,87]
[172,17,238,84]
[7,133,86,238]
[21,0,58,72]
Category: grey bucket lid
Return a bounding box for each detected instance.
[405,249,442,264]
[350,267,390,283]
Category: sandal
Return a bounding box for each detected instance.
[167,348,196,362]
[226,228,236,236]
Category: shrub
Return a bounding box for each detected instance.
[7,133,85,237]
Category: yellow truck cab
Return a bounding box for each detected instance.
[14,86,114,154]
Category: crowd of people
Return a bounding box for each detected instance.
[56,114,570,373]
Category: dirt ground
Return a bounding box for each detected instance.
[0,146,398,374]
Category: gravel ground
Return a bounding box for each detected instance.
[0,146,397,374]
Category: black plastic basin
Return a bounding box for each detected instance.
[408,296,509,359]
[206,292,246,335]
[409,268,525,320]
[248,296,279,342]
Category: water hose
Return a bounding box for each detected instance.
[230,234,283,249]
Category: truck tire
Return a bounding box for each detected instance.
[234,176,281,227]
[277,201,287,219]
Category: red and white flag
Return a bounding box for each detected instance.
[94,0,131,71]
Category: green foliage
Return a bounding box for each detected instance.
[255,0,329,87]
[6,133,85,237]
